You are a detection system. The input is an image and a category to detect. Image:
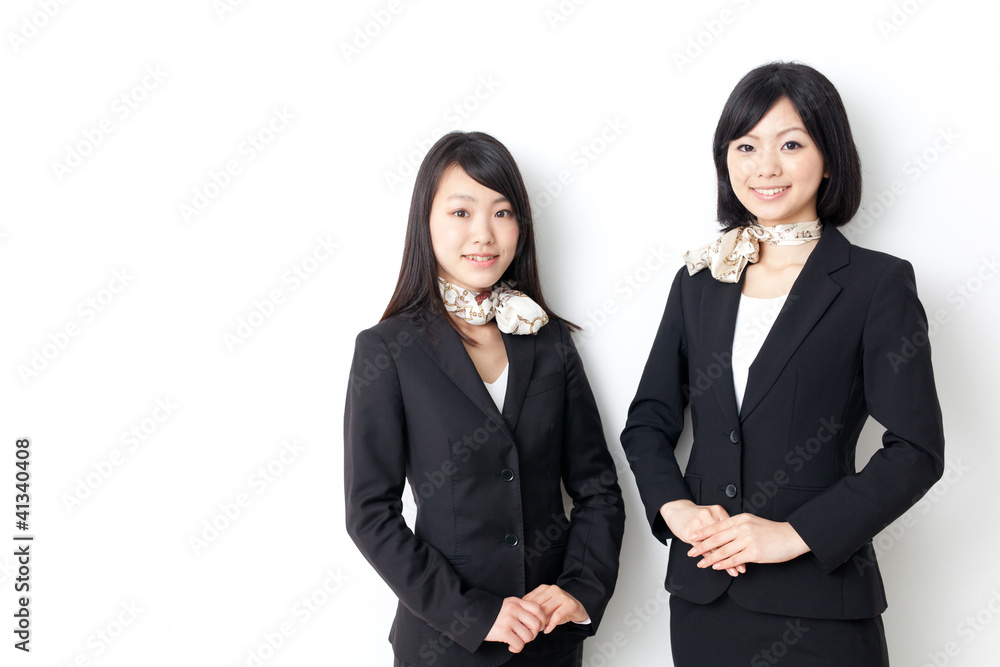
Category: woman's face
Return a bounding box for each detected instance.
[429,163,519,292]
[726,96,828,227]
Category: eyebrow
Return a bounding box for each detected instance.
[744,127,808,140]
[446,193,510,204]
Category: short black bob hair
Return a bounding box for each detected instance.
[713,62,862,231]
[381,131,574,342]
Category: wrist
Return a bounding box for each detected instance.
[659,498,695,524]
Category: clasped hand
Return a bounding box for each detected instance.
[660,499,809,576]
[485,585,587,653]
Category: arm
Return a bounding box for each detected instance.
[620,267,696,543]
[785,259,946,573]
[344,329,505,653]
[546,321,627,632]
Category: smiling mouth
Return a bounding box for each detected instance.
[751,186,789,196]
[464,254,497,262]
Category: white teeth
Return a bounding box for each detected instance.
[754,187,788,196]
[467,255,494,262]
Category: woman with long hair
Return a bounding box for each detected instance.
[345,131,625,666]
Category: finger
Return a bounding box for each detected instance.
[522,585,550,604]
[689,517,733,543]
[697,541,741,568]
[526,590,556,611]
[726,567,739,577]
[515,610,543,636]
[510,618,538,645]
[518,599,546,623]
[505,631,525,653]
[708,548,752,571]
[708,504,731,522]
[545,605,566,633]
[688,528,738,557]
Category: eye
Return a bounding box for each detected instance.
[783,141,803,150]
[451,209,469,218]
[495,209,514,219]
[734,144,755,153]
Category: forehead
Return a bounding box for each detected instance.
[435,164,508,202]
[742,97,808,136]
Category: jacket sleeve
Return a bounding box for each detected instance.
[786,259,946,573]
[344,328,502,653]
[620,267,695,544]
[553,321,626,632]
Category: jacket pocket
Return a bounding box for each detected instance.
[771,484,825,522]
[525,372,563,397]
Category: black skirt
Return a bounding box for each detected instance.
[669,593,889,666]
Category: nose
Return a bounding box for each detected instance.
[755,149,782,178]
[469,214,495,245]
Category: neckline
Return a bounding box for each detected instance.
[740,292,788,301]
[484,362,509,386]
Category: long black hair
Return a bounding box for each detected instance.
[381,131,575,342]
[713,62,863,231]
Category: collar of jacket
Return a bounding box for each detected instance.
[412,307,537,443]
[699,224,852,428]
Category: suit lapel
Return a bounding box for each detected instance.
[700,275,743,434]
[738,226,850,422]
[412,310,533,443]
[500,332,534,433]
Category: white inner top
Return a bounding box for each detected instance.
[732,293,788,411]
[484,362,509,412]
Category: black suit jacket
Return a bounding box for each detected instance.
[345,309,625,666]
[621,225,944,619]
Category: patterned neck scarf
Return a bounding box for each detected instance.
[438,277,549,335]
[683,219,823,283]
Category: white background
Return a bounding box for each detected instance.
[2,1,998,665]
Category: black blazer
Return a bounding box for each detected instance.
[345,309,625,666]
[621,225,944,619]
